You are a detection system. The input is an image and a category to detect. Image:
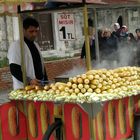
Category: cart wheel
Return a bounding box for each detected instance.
[43,119,62,140]
[134,114,140,140]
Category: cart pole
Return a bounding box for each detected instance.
[94,8,100,63]
[17,5,27,87]
[83,4,92,71]
[17,6,28,132]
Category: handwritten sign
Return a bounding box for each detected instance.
[57,13,76,40]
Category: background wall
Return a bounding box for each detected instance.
[0,57,84,90]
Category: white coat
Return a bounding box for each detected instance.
[7,40,44,90]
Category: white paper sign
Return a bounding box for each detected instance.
[57,13,76,40]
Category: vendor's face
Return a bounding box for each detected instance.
[24,26,39,41]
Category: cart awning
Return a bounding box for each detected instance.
[102,0,140,4]
[0,0,46,3]
[0,0,46,13]
[46,0,105,4]
[0,3,33,13]
[47,0,140,4]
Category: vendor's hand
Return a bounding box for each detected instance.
[30,79,41,86]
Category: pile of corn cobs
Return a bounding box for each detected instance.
[9,66,140,103]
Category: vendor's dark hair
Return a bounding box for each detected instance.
[23,17,39,29]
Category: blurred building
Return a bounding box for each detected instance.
[0,3,140,62]
[96,6,140,34]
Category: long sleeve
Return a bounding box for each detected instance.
[10,63,23,82]
[43,67,48,81]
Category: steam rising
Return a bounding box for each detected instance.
[63,65,86,77]
[59,41,137,77]
[95,42,137,69]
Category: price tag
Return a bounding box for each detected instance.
[57,13,76,40]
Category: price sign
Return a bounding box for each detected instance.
[57,13,76,40]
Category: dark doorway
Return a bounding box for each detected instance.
[21,12,54,51]
[117,15,123,27]
[35,13,54,51]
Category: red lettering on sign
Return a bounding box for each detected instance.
[60,15,71,19]
[59,20,73,25]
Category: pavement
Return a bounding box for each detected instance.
[0,89,11,105]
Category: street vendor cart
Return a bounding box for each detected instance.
[1,0,140,140]
[2,67,140,140]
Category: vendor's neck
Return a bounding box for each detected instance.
[24,37,34,43]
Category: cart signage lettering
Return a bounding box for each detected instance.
[57,13,76,40]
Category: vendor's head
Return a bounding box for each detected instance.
[23,17,39,41]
